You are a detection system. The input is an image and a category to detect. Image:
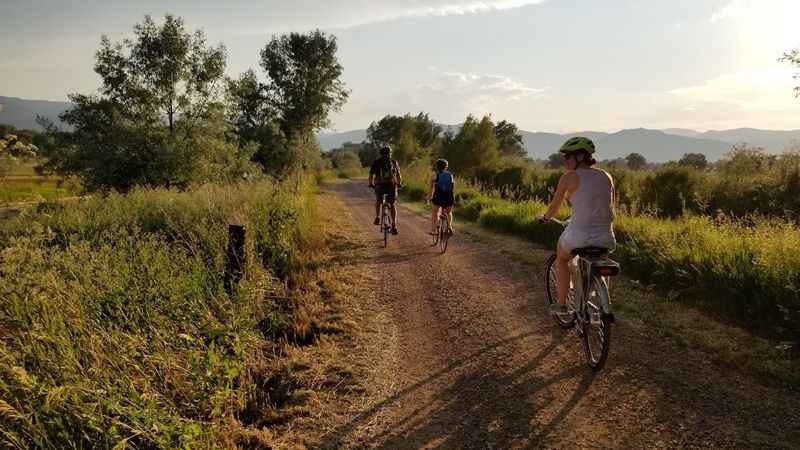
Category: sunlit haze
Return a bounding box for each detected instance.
[2,0,799,132]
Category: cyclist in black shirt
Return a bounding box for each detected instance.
[368,146,403,235]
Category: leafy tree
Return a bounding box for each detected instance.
[625,152,647,170]
[259,30,349,142]
[226,30,348,174]
[327,147,362,177]
[95,14,226,134]
[440,115,500,177]
[678,152,708,170]
[39,15,254,191]
[366,112,442,163]
[780,48,800,97]
[494,120,526,158]
[546,152,563,169]
[357,141,380,166]
[718,144,774,176]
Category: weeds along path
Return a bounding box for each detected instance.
[320,179,800,449]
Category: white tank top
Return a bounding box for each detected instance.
[569,168,614,229]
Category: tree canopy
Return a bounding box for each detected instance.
[39,15,255,191]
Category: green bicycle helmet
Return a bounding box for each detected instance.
[559,136,596,155]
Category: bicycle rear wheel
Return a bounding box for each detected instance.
[582,275,612,370]
[545,254,576,328]
[439,217,449,253]
[382,206,389,248]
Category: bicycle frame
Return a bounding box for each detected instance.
[549,217,615,320]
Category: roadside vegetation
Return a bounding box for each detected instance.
[1,13,351,448]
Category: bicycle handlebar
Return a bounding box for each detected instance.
[539,215,569,227]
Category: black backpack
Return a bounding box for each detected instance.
[376,158,398,184]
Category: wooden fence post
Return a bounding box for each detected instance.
[224,224,246,293]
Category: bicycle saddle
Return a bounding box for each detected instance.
[572,246,609,257]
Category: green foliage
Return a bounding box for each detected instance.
[0,181,318,447]
[440,115,500,177]
[366,113,441,164]
[0,129,40,177]
[546,152,563,169]
[96,14,227,135]
[226,31,348,174]
[780,47,800,97]
[640,166,707,217]
[327,147,363,178]
[679,152,708,170]
[259,30,349,141]
[37,15,255,192]
[0,179,79,205]
[625,152,647,170]
[494,120,526,158]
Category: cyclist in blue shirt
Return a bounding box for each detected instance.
[429,159,455,236]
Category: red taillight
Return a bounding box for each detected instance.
[596,266,620,276]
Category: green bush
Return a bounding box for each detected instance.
[0,179,317,447]
[640,166,709,217]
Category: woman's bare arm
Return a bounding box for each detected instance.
[544,172,577,219]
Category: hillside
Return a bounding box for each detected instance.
[2,96,797,161]
[596,128,732,161]
[316,129,367,150]
[0,96,71,130]
[702,128,800,150]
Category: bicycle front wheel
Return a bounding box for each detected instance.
[582,275,612,370]
[545,254,576,328]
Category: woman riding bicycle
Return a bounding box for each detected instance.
[540,137,616,315]
[429,159,455,236]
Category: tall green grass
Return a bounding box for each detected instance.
[0,178,79,206]
[0,179,319,448]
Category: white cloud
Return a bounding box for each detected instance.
[241,0,550,33]
[406,69,549,123]
[434,71,548,100]
[385,0,550,18]
[668,70,796,112]
[710,0,747,22]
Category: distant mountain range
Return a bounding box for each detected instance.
[0,96,71,130]
[318,126,800,162]
[3,95,799,162]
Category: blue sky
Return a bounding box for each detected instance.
[2,0,799,132]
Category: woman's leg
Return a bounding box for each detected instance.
[431,205,440,234]
[445,207,454,232]
[556,243,572,306]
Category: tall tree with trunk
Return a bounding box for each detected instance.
[95,14,226,135]
[494,120,526,158]
[259,30,349,143]
[39,15,254,191]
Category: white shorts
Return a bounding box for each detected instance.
[558,225,616,254]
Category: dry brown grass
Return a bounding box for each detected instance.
[238,189,395,448]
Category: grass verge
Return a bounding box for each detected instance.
[0,177,362,448]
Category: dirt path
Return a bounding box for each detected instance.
[320,180,800,449]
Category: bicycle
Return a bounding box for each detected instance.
[370,185,398,248]
[542,217,620,370]
[431,209,452,253]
